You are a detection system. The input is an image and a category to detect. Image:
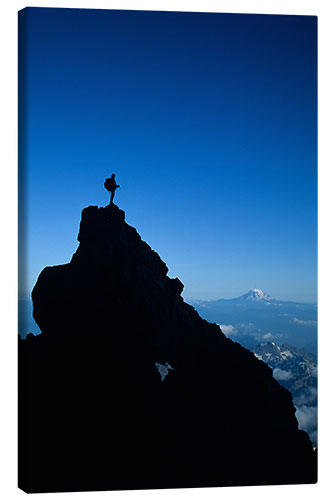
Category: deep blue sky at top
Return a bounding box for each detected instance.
[19,8,317,302]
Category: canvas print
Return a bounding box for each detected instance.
[18,7,317,492]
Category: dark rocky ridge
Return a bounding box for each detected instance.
[19,204,316,492]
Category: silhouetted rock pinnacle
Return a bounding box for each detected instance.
[19,204,317,493]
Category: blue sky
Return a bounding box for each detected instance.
[18,8,317,304]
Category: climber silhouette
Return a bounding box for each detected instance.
[104,173,120,204]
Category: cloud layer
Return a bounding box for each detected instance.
[292,318,317,326]
[273,368,293,381]
[295,405,317,445]
[219,324,237,336]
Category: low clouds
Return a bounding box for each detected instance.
[220,323,286,344]
[235,322,257,335]
[294,386,317,406]
[294,387,317,446]
[295,405,317,443]
[219,324,237,336]
[292,318,317,326]
[262,332,284,342]
[273,368,293,381]
[296,405,317,427]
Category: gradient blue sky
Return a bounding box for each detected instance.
[19,7,317,303]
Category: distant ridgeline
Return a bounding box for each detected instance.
[19,204,317,493]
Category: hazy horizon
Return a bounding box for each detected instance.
[18,285,317,304]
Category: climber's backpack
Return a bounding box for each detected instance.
[104,178,112,192]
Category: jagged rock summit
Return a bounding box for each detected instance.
[32,204,186,344]
[19,204,316,493]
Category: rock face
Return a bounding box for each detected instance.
[19,204,317,493]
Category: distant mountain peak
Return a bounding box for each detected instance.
[240,289,274,302]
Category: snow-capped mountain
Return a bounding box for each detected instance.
[237,289,275,302]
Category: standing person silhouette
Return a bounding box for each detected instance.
[104,173,120,204]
